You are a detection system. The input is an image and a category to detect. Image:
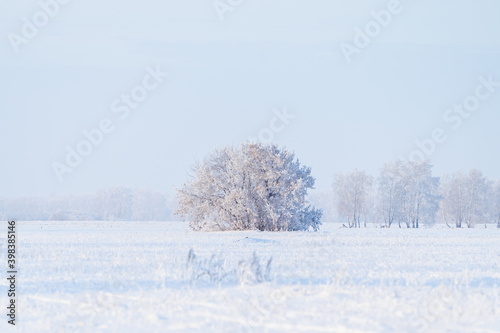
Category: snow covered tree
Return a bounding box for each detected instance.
[333,170,373,228]
[377,160,438,228]
[438,169,491,228]
[175,143,322,231]
[400,161,440,228]
[492,180,500,228]
[377,161,403,228]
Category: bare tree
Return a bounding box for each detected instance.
[377,161,402,228]
[377,160,438,228]
[493,180,500,228]
[400,161,439,228]
[439,169,491,228]
[175,143,323,231]
[333,170,373,228]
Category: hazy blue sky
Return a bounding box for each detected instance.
[1,0,499,196]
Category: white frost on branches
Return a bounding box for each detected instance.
[492,180,500,228]
[175,143,322,231]
[438,169,492,228]
[333,170,373,228]
[377,160,439,228]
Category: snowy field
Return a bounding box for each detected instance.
[1,221,500,333]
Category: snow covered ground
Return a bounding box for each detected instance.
[1,221,500,332]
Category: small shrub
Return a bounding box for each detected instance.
[184,249,273,286]
[237,252,272,286]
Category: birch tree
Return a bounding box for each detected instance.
[492,180,500,228]
[377,160,406,228]
[333,170,373,228]
[438,169,491,228]
[377,160,438,228]
[400,161,439,228]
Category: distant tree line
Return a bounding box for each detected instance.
[2,152,499,230]
[0,187,174,221]
[333,160,500,228]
